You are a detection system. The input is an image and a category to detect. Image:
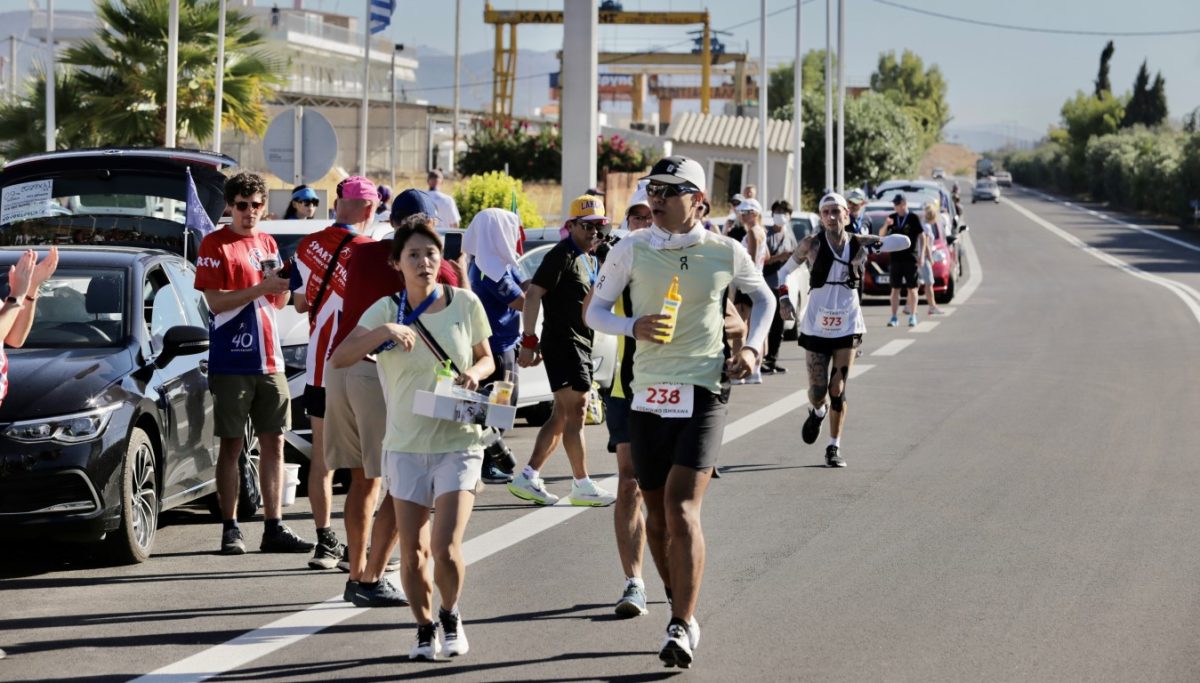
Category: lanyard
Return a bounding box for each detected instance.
[397,287,441,325]
[569,240,598,284]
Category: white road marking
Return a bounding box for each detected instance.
[1020,187,1200,255]
[135,367,876,683]
[910,321,940,333]
[955,231,984,304]
[1003,198,1200,326]
[872,339,915,356]
[849,363,875,379]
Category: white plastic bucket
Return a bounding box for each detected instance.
[282,463,301,507]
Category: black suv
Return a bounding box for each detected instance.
[0,149,261,563]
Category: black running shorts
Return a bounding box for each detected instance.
[629,387,728,491]
[540,339,593,393]
[889,260,919,289]
[798,333,862,354]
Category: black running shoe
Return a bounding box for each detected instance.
[825,445,846,468]
[260,525,315,553]
[308,536,345,570]
[485,440,517,473]
[220,527,245,555]
[802,409,825,444]
[481,460,514,485]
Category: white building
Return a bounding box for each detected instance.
[666,111,798,209]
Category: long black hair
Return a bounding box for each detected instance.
[283,184,309,219]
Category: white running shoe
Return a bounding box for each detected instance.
[688,616,701,649]
[746,369,763,384]
[507,472,560,505]
[409,622,440,661]
[439,609,469,657]
[569,479,617,507]
[659,621,695,668]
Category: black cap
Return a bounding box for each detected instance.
[891,193,905,205]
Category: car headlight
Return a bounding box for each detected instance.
[4,404,120,444]
[932,249,947,263]
[282,344,308,374]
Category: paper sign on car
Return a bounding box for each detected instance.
[0,179,55,225]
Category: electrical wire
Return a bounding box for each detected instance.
[872,0,1200,37]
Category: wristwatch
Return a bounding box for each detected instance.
[4,296,24,309]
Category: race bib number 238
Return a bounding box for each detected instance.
[632,383,694,418]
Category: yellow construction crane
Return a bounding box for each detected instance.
[483,3,712,121]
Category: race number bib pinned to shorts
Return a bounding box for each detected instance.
[632,383,695,418]
[817,307,853,336]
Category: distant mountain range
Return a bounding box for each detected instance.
[944,124,1045,153]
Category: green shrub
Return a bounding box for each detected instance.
[458,121,561,182]
[453,171,544,228]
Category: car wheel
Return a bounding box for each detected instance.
[522,401,553,427]
[105,427,159,564]
[936,274,955,304]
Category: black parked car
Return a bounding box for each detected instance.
[0,149,261,563]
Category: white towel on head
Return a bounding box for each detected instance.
[463,208,522,280]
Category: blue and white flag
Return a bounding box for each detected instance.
[184,166,215,241]
[369,0,395,34]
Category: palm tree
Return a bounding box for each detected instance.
[0,69,99,159]
[0,0,283,155]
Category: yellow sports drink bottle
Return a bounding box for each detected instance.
[657,275,682,343]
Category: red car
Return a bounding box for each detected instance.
[861,207,965,303]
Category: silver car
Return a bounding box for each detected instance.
[972,179,1001,203]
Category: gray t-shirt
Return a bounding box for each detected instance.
[762,227,798,289]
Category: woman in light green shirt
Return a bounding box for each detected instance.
[330,215,494,660]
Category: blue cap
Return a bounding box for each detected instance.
[390,189,436,224]
[291,187,319,202]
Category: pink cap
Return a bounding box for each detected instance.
[337,176,377,201]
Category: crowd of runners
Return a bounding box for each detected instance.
[191,154,913,669]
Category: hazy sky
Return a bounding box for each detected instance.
[46,0,1200,136]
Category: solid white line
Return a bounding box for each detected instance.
[910,321,940,334]
[135,369,879,683]
[872,339,915,357]
[849,363,875,379]
[955,230,983,304]
[1003,198,1200,327]
[1020,186,1200,255]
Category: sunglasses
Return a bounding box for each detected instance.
[645,183,698,199]
[233,201,264,212]
[575,222,609,234]
[295,199,319,207]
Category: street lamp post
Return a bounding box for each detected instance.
[758,0,768,199]
[836,0,845,192]
[212,0,226,153]
[165,0,179,147]
[451,0,461,176]
[823,0,832,192]
[44,0,55,151]
[792,0,803,209]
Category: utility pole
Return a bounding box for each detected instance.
[836,0,845,192]
[44,0,55,151]
[823,0,832,192]
[791,0,802,209]
[390,44,398,188]
[757,0,768,200]
[451,0,461,176]
[9,35,18,105]
[212,0,227,152]
[165,0,179,147]
[358,0,371,176]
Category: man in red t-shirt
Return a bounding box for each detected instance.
[324,188,453,607]
[288,176,382,576]
[195,171,314,556]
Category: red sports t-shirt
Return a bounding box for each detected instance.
[292,225,371,387]
[330,240,459,354]
[194,228,285,375]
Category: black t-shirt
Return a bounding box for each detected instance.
[532,237,596,349]
[887,211,924,263]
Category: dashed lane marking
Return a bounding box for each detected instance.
[872,339,915,356]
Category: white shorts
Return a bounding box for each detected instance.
[382,450,483,508]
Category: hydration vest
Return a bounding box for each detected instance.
[809,231,863,291]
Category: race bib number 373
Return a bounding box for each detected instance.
[632,383,694,418]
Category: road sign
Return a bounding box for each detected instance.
[262,107,338,185]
